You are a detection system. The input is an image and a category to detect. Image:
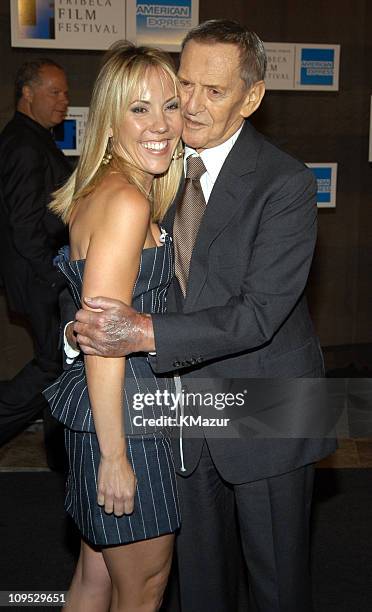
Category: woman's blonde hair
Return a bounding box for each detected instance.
[50,41,183,223]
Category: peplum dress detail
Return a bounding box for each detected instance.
[44,229,180,546]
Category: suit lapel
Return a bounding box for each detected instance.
[184,121,264,309]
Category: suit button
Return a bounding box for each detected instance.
[173,361,181,367]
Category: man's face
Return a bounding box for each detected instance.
[24,65,69,129]
[178,40,252,151]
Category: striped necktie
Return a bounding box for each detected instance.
[174,156,207,296]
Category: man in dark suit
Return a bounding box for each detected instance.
[71,21,336,611]
[0,59,71,458]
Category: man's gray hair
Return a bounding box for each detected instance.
[182,19,267,88]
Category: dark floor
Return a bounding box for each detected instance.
[1,469,371,611]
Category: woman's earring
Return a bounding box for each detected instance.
[102,137,113,165]
[172,145,184,161]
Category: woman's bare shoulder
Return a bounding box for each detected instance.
[91,173,150,223]
[70,173,151,260]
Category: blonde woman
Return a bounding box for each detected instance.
[45,42,183,611]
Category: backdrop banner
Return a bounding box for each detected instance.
[265,43,340,91]
[10,4,340,82]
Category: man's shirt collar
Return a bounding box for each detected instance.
[184,123,244,183]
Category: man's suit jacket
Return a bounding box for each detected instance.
[0,111,70,314]
[150,120,336,483]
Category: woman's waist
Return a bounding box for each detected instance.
[44,360,175,434]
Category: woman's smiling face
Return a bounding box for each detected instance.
[115,67,183,186]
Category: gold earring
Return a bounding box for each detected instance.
[102,137,113,165]
[172,146,184,161]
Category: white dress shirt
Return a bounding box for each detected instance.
[184,123,243,202]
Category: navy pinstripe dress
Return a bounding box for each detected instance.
[44,229,181,546]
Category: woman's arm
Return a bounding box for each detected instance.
[81,183,150,516]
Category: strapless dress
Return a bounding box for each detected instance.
[44,229,180,545]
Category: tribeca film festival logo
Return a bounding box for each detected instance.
[266,50,291,83]
[300,47,335,87]
[264,44,295,90]
[131,388,248,428]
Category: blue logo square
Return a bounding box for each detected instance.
[312,167,332,203]
[54,120,77,151]
[300,48,334,86]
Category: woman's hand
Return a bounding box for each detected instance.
[97,453,137,516]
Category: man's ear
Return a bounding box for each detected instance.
[22,84,33,103]
[240,81,265,119]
